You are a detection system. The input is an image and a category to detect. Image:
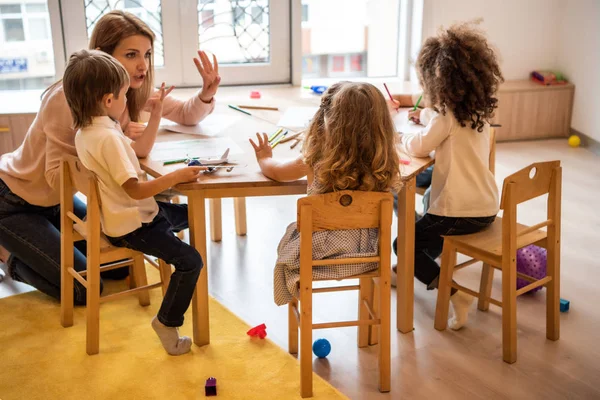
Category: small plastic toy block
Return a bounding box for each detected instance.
[205,377,217,396]
[560,298,570,313]
[246,323,267,339]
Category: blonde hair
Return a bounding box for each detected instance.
[89,10,155,123]
[63,49,129,129]
[302,82,401,194]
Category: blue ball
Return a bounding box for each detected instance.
[312,338,331,358]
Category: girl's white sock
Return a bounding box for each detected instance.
[448,291,473,330]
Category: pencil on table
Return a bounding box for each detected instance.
[238,105,279,111]
[278,130,304,144]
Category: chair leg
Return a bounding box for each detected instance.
[86,258,100,355]
[434,242,456,331]
[209,199,222,242]
[299,294,313,397]
[478,263,494,311]
[378,265,392,392]
[234,197,247,236]
[369,278,380,346]
[502,256,518,363]
[158,259,171,297]
[288,298,299,355]
[358,277,374,348]
[60,245,74,328]
[546,244,560,341]
[132,255,151,307]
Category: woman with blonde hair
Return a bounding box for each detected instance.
[0,10,220,304]
[249,81,401,305]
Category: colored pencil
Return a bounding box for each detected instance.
[228,104,252,115]
[268,128,283,142]
[413,95,422,111]
[383,83,394,102]
[271,131,288,149]
[238,105,279,111]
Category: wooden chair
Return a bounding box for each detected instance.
[60,155,172,355]
[288,190,392,397]
[434,161,562,363]
[416,127,496,196]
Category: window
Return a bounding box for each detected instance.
[0,1,58,91]
[82,0,165,67]
[300,0,407,81]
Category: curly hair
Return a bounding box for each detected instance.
[302,82,401,194]
[416,22,504,132]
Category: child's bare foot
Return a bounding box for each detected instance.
[151,316,192,355]
[449,291,473,330]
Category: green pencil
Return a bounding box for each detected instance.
[163,158,188,166]
[413,95,422,111]
[228,104,252,115]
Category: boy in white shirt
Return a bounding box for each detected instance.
[393,23,502,330]
[63,49,205,355]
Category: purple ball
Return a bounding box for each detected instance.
[516,245,547,293]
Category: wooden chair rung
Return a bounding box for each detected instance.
[67,211,85,226]
[313,285,359,293]
[517,220,551,237]
[312,256,380,266]
[77,259,134,277]
[516,276,552,297]
[449,282,479,301]
[363,298,376,319]
[313,318,380,330]
[68,267,88,288]
[454,258,480,271]
[291,302,300,325]
[100,281,163,304]
[144,256,160,269]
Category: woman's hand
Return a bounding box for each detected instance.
[249,132,273,162]
[408,108,421,124]
[194,51,221,103]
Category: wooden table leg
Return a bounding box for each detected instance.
[397,177,416,333]
[233,197,247,236]
[209,199,222,242]
[188,192,210,346]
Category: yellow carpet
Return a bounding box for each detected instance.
[0,283,347,400]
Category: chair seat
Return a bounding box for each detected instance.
[443,217,547,263]
[73,222,139,264]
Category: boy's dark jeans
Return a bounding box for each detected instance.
[108,202,202,327]
[394,213,496,289]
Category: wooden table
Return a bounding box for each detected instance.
[139,87,432,344]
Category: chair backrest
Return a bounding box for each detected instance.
[500,161,561,210]
[296,190,393,272]
[60,155,102,250]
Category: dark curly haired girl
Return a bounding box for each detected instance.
[393,22,502,330]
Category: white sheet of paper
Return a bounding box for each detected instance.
[160,113,240,136]
[277,106,319,129]
[394,109,425,134]
[150,137,244,162]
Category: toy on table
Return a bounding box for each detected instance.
[303,85,327,95]
[250,90,261,99]
[568,135,581,147]
[205,377,217,396]
[516,245,547,293]
[560,298,570,312]
[247,323,267,339]
[312,338,331,358]
[531,70,567,86]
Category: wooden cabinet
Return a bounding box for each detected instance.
[494,80,574,142]
[0,113,36,155]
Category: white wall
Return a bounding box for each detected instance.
[557,0,600,141]
[421,0,561,80]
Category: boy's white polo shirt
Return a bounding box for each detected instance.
[75,116,159,237]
